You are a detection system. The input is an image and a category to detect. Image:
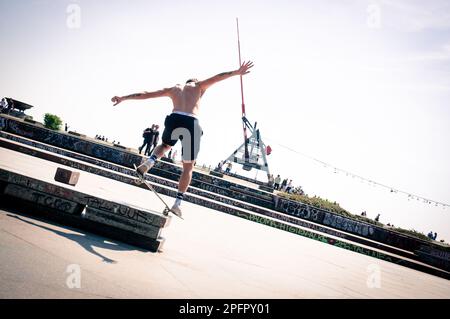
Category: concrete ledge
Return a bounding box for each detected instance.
[68,131,87,138]
[0,193,166,253]
[157,160,276,204]
[5,183,81,215]
[0,168,169,252]
[259,184,274,193]
[83,207,163,239]
[416,245,450,271]
[22,118,44,128]
[0,114,142,168]
[229,185,273,202]
[275,195,450,258]
[0,168,169,228]
[155,166,275,208]
[209,170,224,178]
[222,171,266,186]
[160,157,174,164]
[24,118,37,124]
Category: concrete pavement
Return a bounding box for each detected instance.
[0,147,449,298]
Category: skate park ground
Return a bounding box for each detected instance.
[1,147,450,299]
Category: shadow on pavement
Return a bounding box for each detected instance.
[6,212,144,264]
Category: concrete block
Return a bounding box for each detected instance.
[0,169,169,253]
[54,167,80,186]
[82,206,163,239]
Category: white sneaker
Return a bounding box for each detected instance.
[136,162,154,178]
[170,204,183,218]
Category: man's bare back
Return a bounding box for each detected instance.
[169,83,203,116]
[111,61,253,117]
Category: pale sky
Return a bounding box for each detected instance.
[1,0,450,241]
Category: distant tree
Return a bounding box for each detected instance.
[43,113,63,130]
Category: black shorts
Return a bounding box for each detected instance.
[161,113,203,162]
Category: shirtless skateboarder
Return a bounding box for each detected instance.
[111,61,254,217]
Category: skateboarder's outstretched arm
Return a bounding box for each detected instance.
[111,87,172,106]
[198,61,254,92]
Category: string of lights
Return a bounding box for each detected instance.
[264,138,450,210]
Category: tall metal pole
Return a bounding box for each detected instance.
[236,18,250,162]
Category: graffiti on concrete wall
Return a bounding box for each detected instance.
[4,183,79,214]
[275,195,441,257]
[323,213,375,237]
[0,132,132,175]
[83,195,165,227]
[277,198,375,237]
[2,118,142,168]
[157,160,275,202]
[155,168,273,208]
[277,198,323,222]
[83,207,162,239]
[419,247,450,261]
[0,168,167,228]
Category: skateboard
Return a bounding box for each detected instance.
[133,164,183,219]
